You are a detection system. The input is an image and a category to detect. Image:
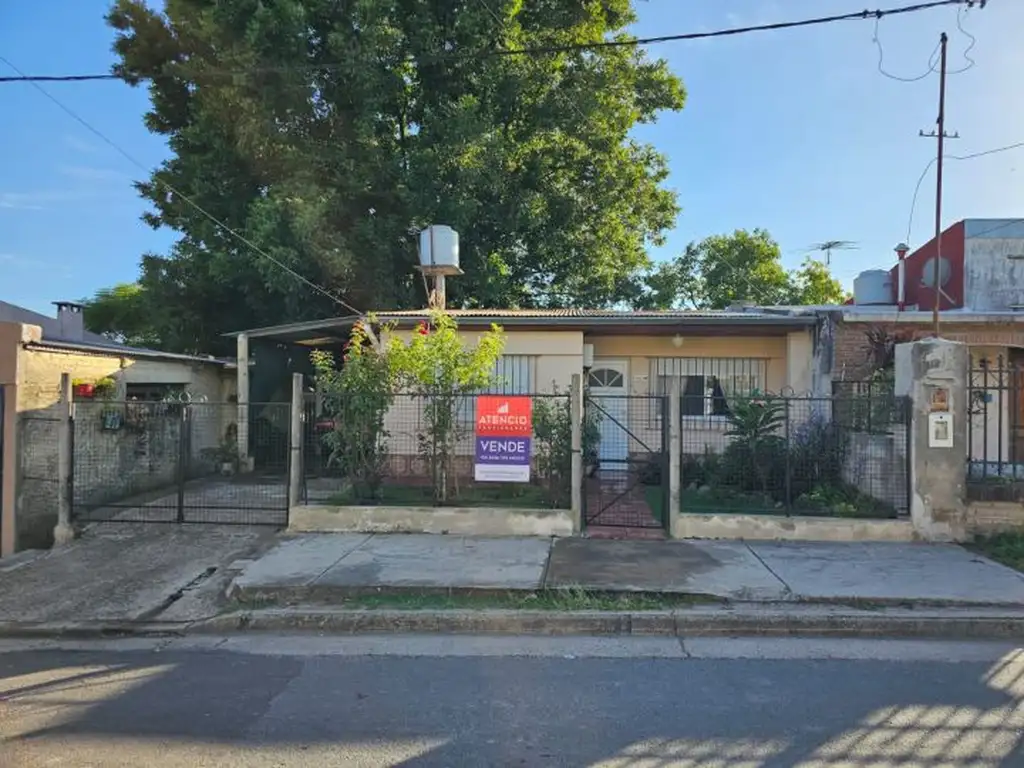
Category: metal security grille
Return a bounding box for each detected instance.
[649,357,768,420]
[71,400,291,526]
[967,357,1024,501]
[453,355,537,426]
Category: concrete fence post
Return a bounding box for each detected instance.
[53,372,75,547]
[570,373,583,532]
[668,376,681,538]
[894,338,969,541]
[288,373,304,513]
[1,382,16,558]
[236,332,252,473]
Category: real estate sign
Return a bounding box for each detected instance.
[474,396,532,483]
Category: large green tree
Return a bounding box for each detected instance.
[631,228,847,309]
[92,0,685,354]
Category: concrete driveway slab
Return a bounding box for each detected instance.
[0,525,277,624]
[314,534,551,590]
[748,541,1024,605]
[544,538,790,600]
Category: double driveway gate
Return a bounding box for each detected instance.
[70,400,291,527]
[582,394,669,531]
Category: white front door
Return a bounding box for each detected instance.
[587,360,629,466]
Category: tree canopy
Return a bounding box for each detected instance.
[630,228,847,310]
[88,0,686,354]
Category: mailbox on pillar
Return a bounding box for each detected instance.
[927,386,953,448]
[929,412,954,448]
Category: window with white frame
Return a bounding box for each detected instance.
[649,358,768,419]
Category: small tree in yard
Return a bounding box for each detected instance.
[723,393,787,495]
[311,320,395,503]
[533,391,602,508]
[388,311,504,504]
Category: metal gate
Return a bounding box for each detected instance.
[70,400,291,526]
[582,394,669,530]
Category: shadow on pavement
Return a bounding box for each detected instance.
[2,645,1024,765]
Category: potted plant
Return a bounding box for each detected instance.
[93,376,117,399]
[201,439,239,476]
[72,378,95,398]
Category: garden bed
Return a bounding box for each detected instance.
[645,485,898,520]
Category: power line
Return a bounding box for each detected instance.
[0,57,364,317]
[873,2,977,82]
[0,0,974,84]
[905,140,1024,245]
[875,19,942,81]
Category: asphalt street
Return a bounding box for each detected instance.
[2,635,1024,766]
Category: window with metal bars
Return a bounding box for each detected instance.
[449,356,537,425]
[648,357,768,421]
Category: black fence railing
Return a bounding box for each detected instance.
[967,357,1024,501]
[679,393,910,519]
[312,392,573,510]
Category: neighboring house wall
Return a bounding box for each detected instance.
[963,221,1024,311]
[0,323,23,557]
[888,221,966,311]
[1,322,233,553]
[832,318,1024,381]
[831,318,1023,469]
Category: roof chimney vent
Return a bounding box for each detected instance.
[52,301,85,341]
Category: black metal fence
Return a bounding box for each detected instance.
[967,357,1024,501]
[71,400,291,525]
[311,392,572,510]
[680,393,911,519]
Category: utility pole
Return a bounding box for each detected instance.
[919,32,959,336]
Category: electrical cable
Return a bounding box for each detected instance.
[0,0,972,84]
[0,57,364,317]
[874,3,977,82]
[906,140,1024,245]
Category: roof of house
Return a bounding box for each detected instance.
[0,299,110,344]
[24,337,233,366]
[229,307,818,344]
[1,299,230,365]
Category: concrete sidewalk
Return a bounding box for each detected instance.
[229,533,1024,607]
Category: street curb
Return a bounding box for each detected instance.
[5,608,1024,642]
[0,621,194,640]
[228,583,1024,611]
[193,607,1024,640]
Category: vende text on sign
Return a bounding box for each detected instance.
[474,396,533,482]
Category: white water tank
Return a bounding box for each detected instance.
[418,225,461,274]
[853,270,893,305]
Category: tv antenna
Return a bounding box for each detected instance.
[807,240,859,266]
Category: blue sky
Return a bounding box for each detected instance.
[1,0,1022,315]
